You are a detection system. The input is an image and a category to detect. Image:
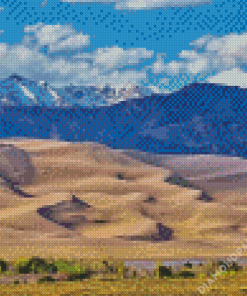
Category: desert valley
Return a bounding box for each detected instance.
[0,138,246,264]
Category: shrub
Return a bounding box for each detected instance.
[116,173,125,180]
[0,259,8,272]
[159,266,173,278]
[165,174,194,188]
[117,261,125,280]
[67,272,91,281]
[177,270,195,278]
[37,276,56,283]
[102,260,118,273]
[89,261,106,273]
[16,257,57,274]
[184,262,192,269]
[230,262,243,272]
[214,260,243,273]
[13,257,30,274]
[53,259,85,275]
[130,270,137,279]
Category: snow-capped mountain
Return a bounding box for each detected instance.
[54,83,145,107]
[37,80,63,106]
[0,74,63,107]
[0,81,247,159]
[0,75,145,107]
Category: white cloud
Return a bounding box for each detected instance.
[94,46,153,68]
[0,22,247,101]
[147,76,172,95]
[205,68,247,88]
[0,23,155,93]
[54,34,90,51]
[187,57,208,74]
[0,43,7,55]
[150,53,167,73]
[178,50,199,60]
[60,0,212,10]
[23,23,90,51]
[150,31,247,89]
[189,33,215,50]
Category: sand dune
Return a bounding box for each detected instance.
[0,139,246,262]
[122,151,247,193]
[0,143,37,185]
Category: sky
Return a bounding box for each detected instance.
[0,0,246,97]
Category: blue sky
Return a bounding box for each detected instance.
[0,0,246,97]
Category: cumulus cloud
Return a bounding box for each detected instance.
[23,23,90,52]
[60,0,212,10]
[149,31,247,89]
[0,23,155,92]
[94,47,153,69]
[0,22,246,99]
[206,68,247,88]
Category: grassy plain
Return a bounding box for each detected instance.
[0,257,246,295]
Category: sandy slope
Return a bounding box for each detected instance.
[0,139,246,262]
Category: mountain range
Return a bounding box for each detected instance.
[0,76,247,158]
[0,74,144,107]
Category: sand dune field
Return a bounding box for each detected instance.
[0,139,246,262]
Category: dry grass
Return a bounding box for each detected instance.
[0,277,247,295]
[0,257,245,294]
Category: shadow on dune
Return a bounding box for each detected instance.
[3,139,247,261]
[36,194,175,243]
[37,195,91,229]
[122,150,247,193]
[165,173,214,203]
[117,223,174,242]
[0,174,35,198]
[0,144,37,197]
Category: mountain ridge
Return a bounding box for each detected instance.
[0,79,246,158]
[0,75,146,107]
